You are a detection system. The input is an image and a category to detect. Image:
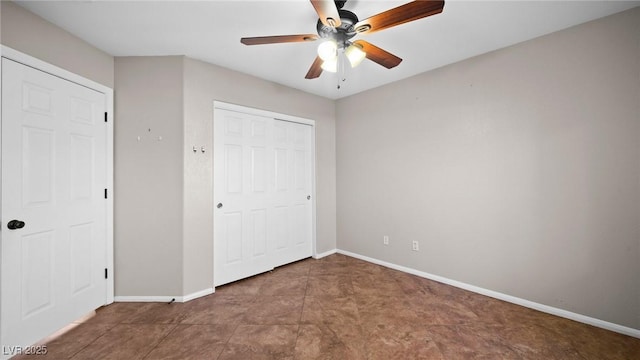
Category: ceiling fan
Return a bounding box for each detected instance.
[240,0,445,80]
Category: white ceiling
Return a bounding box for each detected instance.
[16,0,639,99]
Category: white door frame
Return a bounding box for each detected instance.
[0,46,114,349]
[212,101,317,286]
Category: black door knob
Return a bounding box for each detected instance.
[217,203,223,209]
[7,220,25,230]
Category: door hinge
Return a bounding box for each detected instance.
[104,112,108,123]
[105,268,108,279]
[104,188,108,199]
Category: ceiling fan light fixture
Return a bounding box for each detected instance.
[317,39,338,61]
[240,0,446,80]
[345,43,366,68]
[321,58,338,73]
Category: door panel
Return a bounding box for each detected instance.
[1,58,108,351]
[271,120,313,266]
[23,127,55,206]
[21,231,55,318]
[214,108,314,287]
[251,147,267,192]
[70,135,95,201]
[273,206,288,250]
[214,109,274,286]
[70,96,95,125]
[295,150,306,190]
[21,81,54,116]
[70,223,94,294]
[250,209,268,257]
[224,212,243,264]
[275,148,288,191]
[225,144,243,194]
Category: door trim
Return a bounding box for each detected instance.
[0,46,114,316]
[214,101,316,127]
[212,101,318,286]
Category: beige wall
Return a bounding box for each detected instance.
[114,56,185,296]
[113,56,336,297]
[4,0,637,332]
[336,7,640,329]
[2,0,338,297]
[183,57,337,294]
[0,1,113,87]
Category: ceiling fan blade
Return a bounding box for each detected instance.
[310,0,342,28]
[353,0,444,35]
[305,56,324,79]
[241,34,318,45]
[353,40,402,69]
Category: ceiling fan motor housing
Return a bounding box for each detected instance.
[316,9,359,49]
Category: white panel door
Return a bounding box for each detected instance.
[213,107,314,287]
[271,120,313,266]
[213,109,274,286]
[1,58,107,351]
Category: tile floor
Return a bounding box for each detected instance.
[15,254,640,359]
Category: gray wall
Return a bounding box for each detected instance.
[183,57,337,295]
[3,0,638,331]
[114,56,185,296]
[1,0,337,298]
[336,7,640,329]
[113,56,337,297]
[0,1,113,87]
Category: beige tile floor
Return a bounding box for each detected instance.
[15,254,640,359]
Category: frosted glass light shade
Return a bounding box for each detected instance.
[345,43,366,68]
[321,59,337,73]
[317,40,338,61]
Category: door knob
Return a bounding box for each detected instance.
[217,203,223,209]
[7,220,25,230]
[307,195,311,200]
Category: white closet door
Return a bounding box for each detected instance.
[271,120,313,266]
[213,109,274,286]
[213,107,314,287]
[1,58,108,351]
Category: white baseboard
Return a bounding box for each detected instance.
[114,288,214,304]
[313,248,337,259]
[114,296,179,303]
[183,288,215,302]
[337,249,640,339]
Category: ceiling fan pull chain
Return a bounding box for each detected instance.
[337,51,348,90]
[337,53,342,89]
[341,51,347,84]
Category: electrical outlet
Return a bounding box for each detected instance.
[383,235,389,245]
[412,241,419,251]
